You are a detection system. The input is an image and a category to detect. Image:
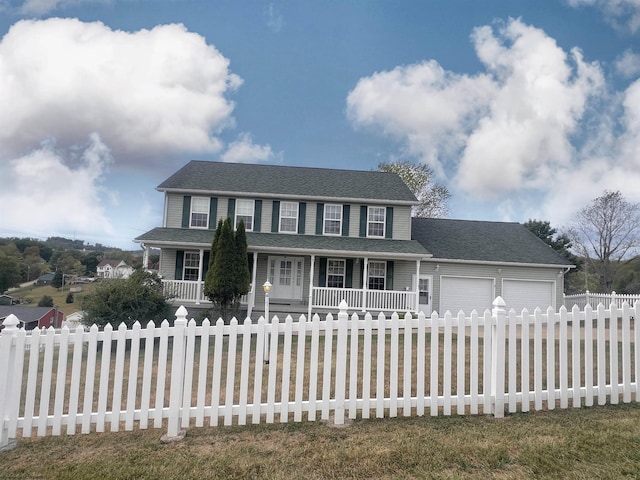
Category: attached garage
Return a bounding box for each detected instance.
[439,276,494,315]
[502,279,555,313]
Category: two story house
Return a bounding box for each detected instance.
[135,160,573,318]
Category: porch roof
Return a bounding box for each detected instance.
[136,227,431,259]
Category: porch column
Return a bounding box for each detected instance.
[362,257,369,312]
[196,248,204,305]
[308,254,315,318]
[415,259,421,313]
[248,252,258,318]
[142,243,149,271]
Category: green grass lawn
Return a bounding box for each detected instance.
[8,283,97,317]
[2,403,640,479]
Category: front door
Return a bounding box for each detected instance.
[413,274,432,316]
[268,256,304,300]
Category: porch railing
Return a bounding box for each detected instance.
[162,280,252,305]
[312,287,417,313]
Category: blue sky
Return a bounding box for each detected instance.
[1,0,639,250]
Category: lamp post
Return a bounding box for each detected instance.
[263,281,272,364]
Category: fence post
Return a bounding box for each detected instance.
[165,306,188,441]
[0,314,20,451]
[491,297,506,418]
[333,300,349,425]
[611,291,617,309]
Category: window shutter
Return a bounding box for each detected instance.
[359,206,367,237]
[254,200,262,232]
[385,207,394,239]
[345,258,354,288]
[202,251,210,280]
[298,202,306,234]
[316,203,324,235]
[318,257,327,287]
[181,196,191,228]
[342,205,350,237]
[272,200,280,233]
[386,261,394,290]
[175,250,184,280]
[227,198,236,220]
[208,197,218,229]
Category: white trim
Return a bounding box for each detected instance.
[279,201,299,234]
[421,258,574,269]
[323,204,343,236]
[235,198,255,231]
[189,196,210,229]
[366,206,386,238]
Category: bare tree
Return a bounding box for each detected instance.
[570,190,640,292]
[378,160,450,217]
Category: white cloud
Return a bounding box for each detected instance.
[0,18,242,162]
[0,134,116,240]
[221,132,278,163]
[567,0,640,33]
[265,3,284,33]
[347,18,640,227]
[615,49,640,77]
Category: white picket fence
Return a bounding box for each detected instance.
[1,297,640,450]
[565,291,640,310]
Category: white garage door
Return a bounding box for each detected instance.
[440,276,494,315]
[502,279,555,313]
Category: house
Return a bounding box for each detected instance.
[135,160,573,317]
[0,306,63,331]
[35,272,54,286]
[96,260,134,279]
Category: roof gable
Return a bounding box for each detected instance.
[157,160,417,204]
[411,218,574,266]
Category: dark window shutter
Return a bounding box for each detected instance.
[342,205,350,237]
[175,250,184,280]
[359,206,367,237]
[298,202,306,234]
[254,200,262,232]
[272,200,280,233]
[227,198,236,220]
[318,257,327,287]
[385,207,394,239]
[208,197,218,229]
[316,203,324,235]
[202,251,210,280]
[345,258,354,288]
[386,261,394,290]
[181,196,191,228]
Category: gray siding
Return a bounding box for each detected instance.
[166,195,184,228]
[392,205,412,240]
[160,249,177,279]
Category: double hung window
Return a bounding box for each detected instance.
[190,197,209,228]
[324,204,342,235]
[235,199,254,231]
[280,202,298,233]
[183,252,200,281]
[327,259,345,288]
[367,207,385,237]
[368,261,386,290]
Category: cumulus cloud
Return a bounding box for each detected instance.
[615,49,640,77]
[567,0,640,33]
[0,18,242,161]
[347,17,640,226]
[0,133,116,240]
[221,132,278,163]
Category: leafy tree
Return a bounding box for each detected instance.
[0,249,21,292]
[52,270,64,289]
[204,218,250,320]
[378,160,450,217]
[38,295,54,307]
[569,190,640,292]
[81,270,171,328]
[81,251,103,274]
[65,292,74,304]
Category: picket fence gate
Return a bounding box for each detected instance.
[1,297,640,450]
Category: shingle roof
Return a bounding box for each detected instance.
[411,218,574,266]
[136,228,430,258]
[0,306,55,324]
[157,160,417,204]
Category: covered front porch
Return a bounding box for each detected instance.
[160,279,419,316]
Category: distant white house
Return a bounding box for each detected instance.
[96,260,134,279]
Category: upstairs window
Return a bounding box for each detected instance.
[280,202,298,233]
[367,206,386,237]
[368,261,386,290]
[190,197,209,228]
[327,259,345,288]
[183,252,201,281]
[324,204,342,235]
[235,199,254,231]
